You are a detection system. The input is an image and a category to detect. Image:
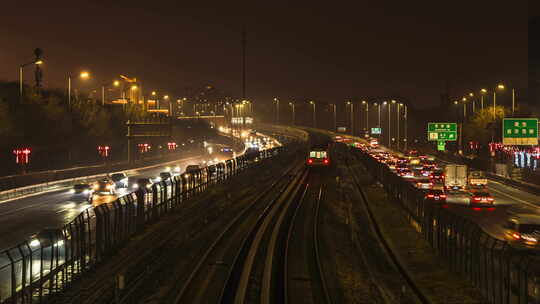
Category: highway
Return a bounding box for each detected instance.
[340,135,540,246]
[0,147,237,251]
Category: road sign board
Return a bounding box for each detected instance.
[502,118,538,145]
[437,141,445,151]
[371,127,382,135]
[427,123,457,141]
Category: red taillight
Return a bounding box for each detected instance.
[323,159,329,164]
[440,194,447,198]
[429,174,433,178]
[472,197,480,202]
[487,197,494,202]
[512,233,521,240]
[427,194,434,198]
[308,159,313,164]
[473,207,481,211]
[429,182,433,186]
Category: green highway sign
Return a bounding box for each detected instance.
[371,127,382,135]
[437,141,446,151]
[502,118,538,145]
[427,122,457,141]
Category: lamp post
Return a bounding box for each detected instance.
[480,88,487,110]
[329,103,336,131]
[273,97,279,123]
[374,102,381,127]
[19,59,43,96]
[512,88,516,116]
[493,83,505,119]
[362,100,368,134]
[403,104,408,151]
[68,71,90,108]
[346,101,353,135]
[397,103,401,150]
[462,97,467,119]
[310,101,316,128]
[289,102,295,125]
[164,95,171,116]
[469,92,475,113]
[388,100,396,147]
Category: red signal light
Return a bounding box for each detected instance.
[307,158,313,164]
[323,159,329,165]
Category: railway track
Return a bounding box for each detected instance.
[345,150,430,304]
[284,183,332,304]
[215,169,334,304]
[170,164,307,303]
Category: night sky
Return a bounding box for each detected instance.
[0,1,527,108]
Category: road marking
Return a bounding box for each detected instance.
[489,186,540,209]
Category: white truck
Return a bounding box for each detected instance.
[444,164,468,190]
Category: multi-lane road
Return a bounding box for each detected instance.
[342,136,540,246]
[0,150,232,251]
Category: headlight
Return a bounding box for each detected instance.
[174,166,181,172]
[184,174,190,178]
[133,183,139,189]
[83,190,89,195]
[93,184,99,190]
[29,239,40,247]
[155,177,162,182]
[165,166,171,172]
[106,185,112,190]
[54,240,64,247]
[69,189,75,194]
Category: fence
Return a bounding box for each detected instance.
[0,145,289,304]
[352,148,540,304]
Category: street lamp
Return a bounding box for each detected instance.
[19,59,43,96]
[362,100,368,134]
[289,102,296,125]
[374,102,381,127]
[273,97,279,123]
[329,103,336,132]
[493,83,505,120]
[480,88,487,110]
[462,97,467,119]
[388,100,396,147]
[310,100,316,128]
[68,71,90,108]
[403,104,408,150]
[397,103,402,150]
[346,101,353,135]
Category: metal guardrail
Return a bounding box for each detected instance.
[0,146,289,304]
[353,147,540,304]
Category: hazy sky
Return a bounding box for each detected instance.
[0,1,527,108]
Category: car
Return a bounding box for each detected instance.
[133,178,153,190]
[420,166,434,177]
[470,191,494,206]
[159,171,172,181]
[110,172,129,188]
[504,215,540,248]
[93,178,116,194]
[164,165,182,175]
[424,189,447,202]
[70,183,93,200]
[185,164,201,173]
[398,169,414,178]
[415,178,433,189]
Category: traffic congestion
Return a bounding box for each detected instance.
[335,135,540,250]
